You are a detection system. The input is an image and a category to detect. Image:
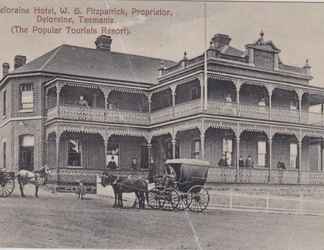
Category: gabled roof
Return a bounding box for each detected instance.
[11,44,176,84]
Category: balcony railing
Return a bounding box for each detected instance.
[46,101,324,127]
[47,105,150,125]
[208,100,237,116]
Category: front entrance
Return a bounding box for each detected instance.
[19,135,34,171]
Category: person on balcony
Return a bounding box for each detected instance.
[78,95,89,108]
[239,156,245,168]
[245,155,254,168]
[225,94,232,103]
[290,100,297,110]
[277,161,286,169]
[258,97,266,107]
[132,158,137,170]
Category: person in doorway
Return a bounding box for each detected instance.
[218,154,227,167]
[239,156,245,168]
[245,155,254,168]
[107,156,117,170]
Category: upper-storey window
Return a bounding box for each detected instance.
[20,83,33,111]
[191,87,199,100]
[2,90,6,116]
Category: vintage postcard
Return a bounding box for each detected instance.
[0,0,324,249]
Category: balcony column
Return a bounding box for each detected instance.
[200,133,205,160]
[198,74,204,111]
[56,84,62,116]
[297,90,304,122]
[234,80,242,116]
[298,138,302,184]
[266,86,274,120]
[103,89,111,110]
[147,142,152,170]
[55,132,60,187]
[171,139,177,159]
[321,138,324,172]
[148,94,152,113]
[204,76,208,110]
[235,136,240,182]
[268,138,272,183]
[171,85,177,117]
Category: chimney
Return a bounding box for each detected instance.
[95,35,112,51]
[14,55,26,69]
[2,63,9,77]
[303,59,311,76]
[211,34,231,49]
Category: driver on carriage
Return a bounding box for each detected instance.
[161,164,177,188]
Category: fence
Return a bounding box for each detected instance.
[208,189,324,216]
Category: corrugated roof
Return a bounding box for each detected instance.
[12,44,176,84]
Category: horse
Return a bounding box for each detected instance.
[16,166,50,198]
[101,173,148,209]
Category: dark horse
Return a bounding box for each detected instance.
[16,166,50,198]
[101,173,148,208]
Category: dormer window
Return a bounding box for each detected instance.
[20,83,33,111]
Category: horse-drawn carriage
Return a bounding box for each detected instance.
[148,159,211,212]
[0,169,15,197]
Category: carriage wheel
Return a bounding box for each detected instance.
[177,192,189,211]
[162,188,179,211]
[187,186,209,212]
[148,189,164,209]
[0,178,15,197]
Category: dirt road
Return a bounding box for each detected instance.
[1,187,324,249]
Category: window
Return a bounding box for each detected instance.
[191,87,199,100]
[257,141,267,167]
[191,140,200,159]
[290,143,298,169]
[223,138,233,166]
[2,90,6,116]
[68,139,81,167]
[2,142,6,169]
[20,83,33,111]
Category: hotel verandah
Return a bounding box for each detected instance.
[1,32,324,191]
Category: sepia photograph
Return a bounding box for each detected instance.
[0,0,324,249]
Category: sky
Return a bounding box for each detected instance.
[0,1,324,86]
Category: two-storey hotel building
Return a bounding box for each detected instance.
[2,32,324,191]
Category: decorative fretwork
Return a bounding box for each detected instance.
[270,126,301,140]
[239,124,271,138]
[205,119,237,135]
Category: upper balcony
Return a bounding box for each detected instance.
[45,77,324,128]
[46,84,150,126]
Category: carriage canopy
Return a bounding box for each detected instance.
[165,159,211,192]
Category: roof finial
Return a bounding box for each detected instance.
[260,29,264,38]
